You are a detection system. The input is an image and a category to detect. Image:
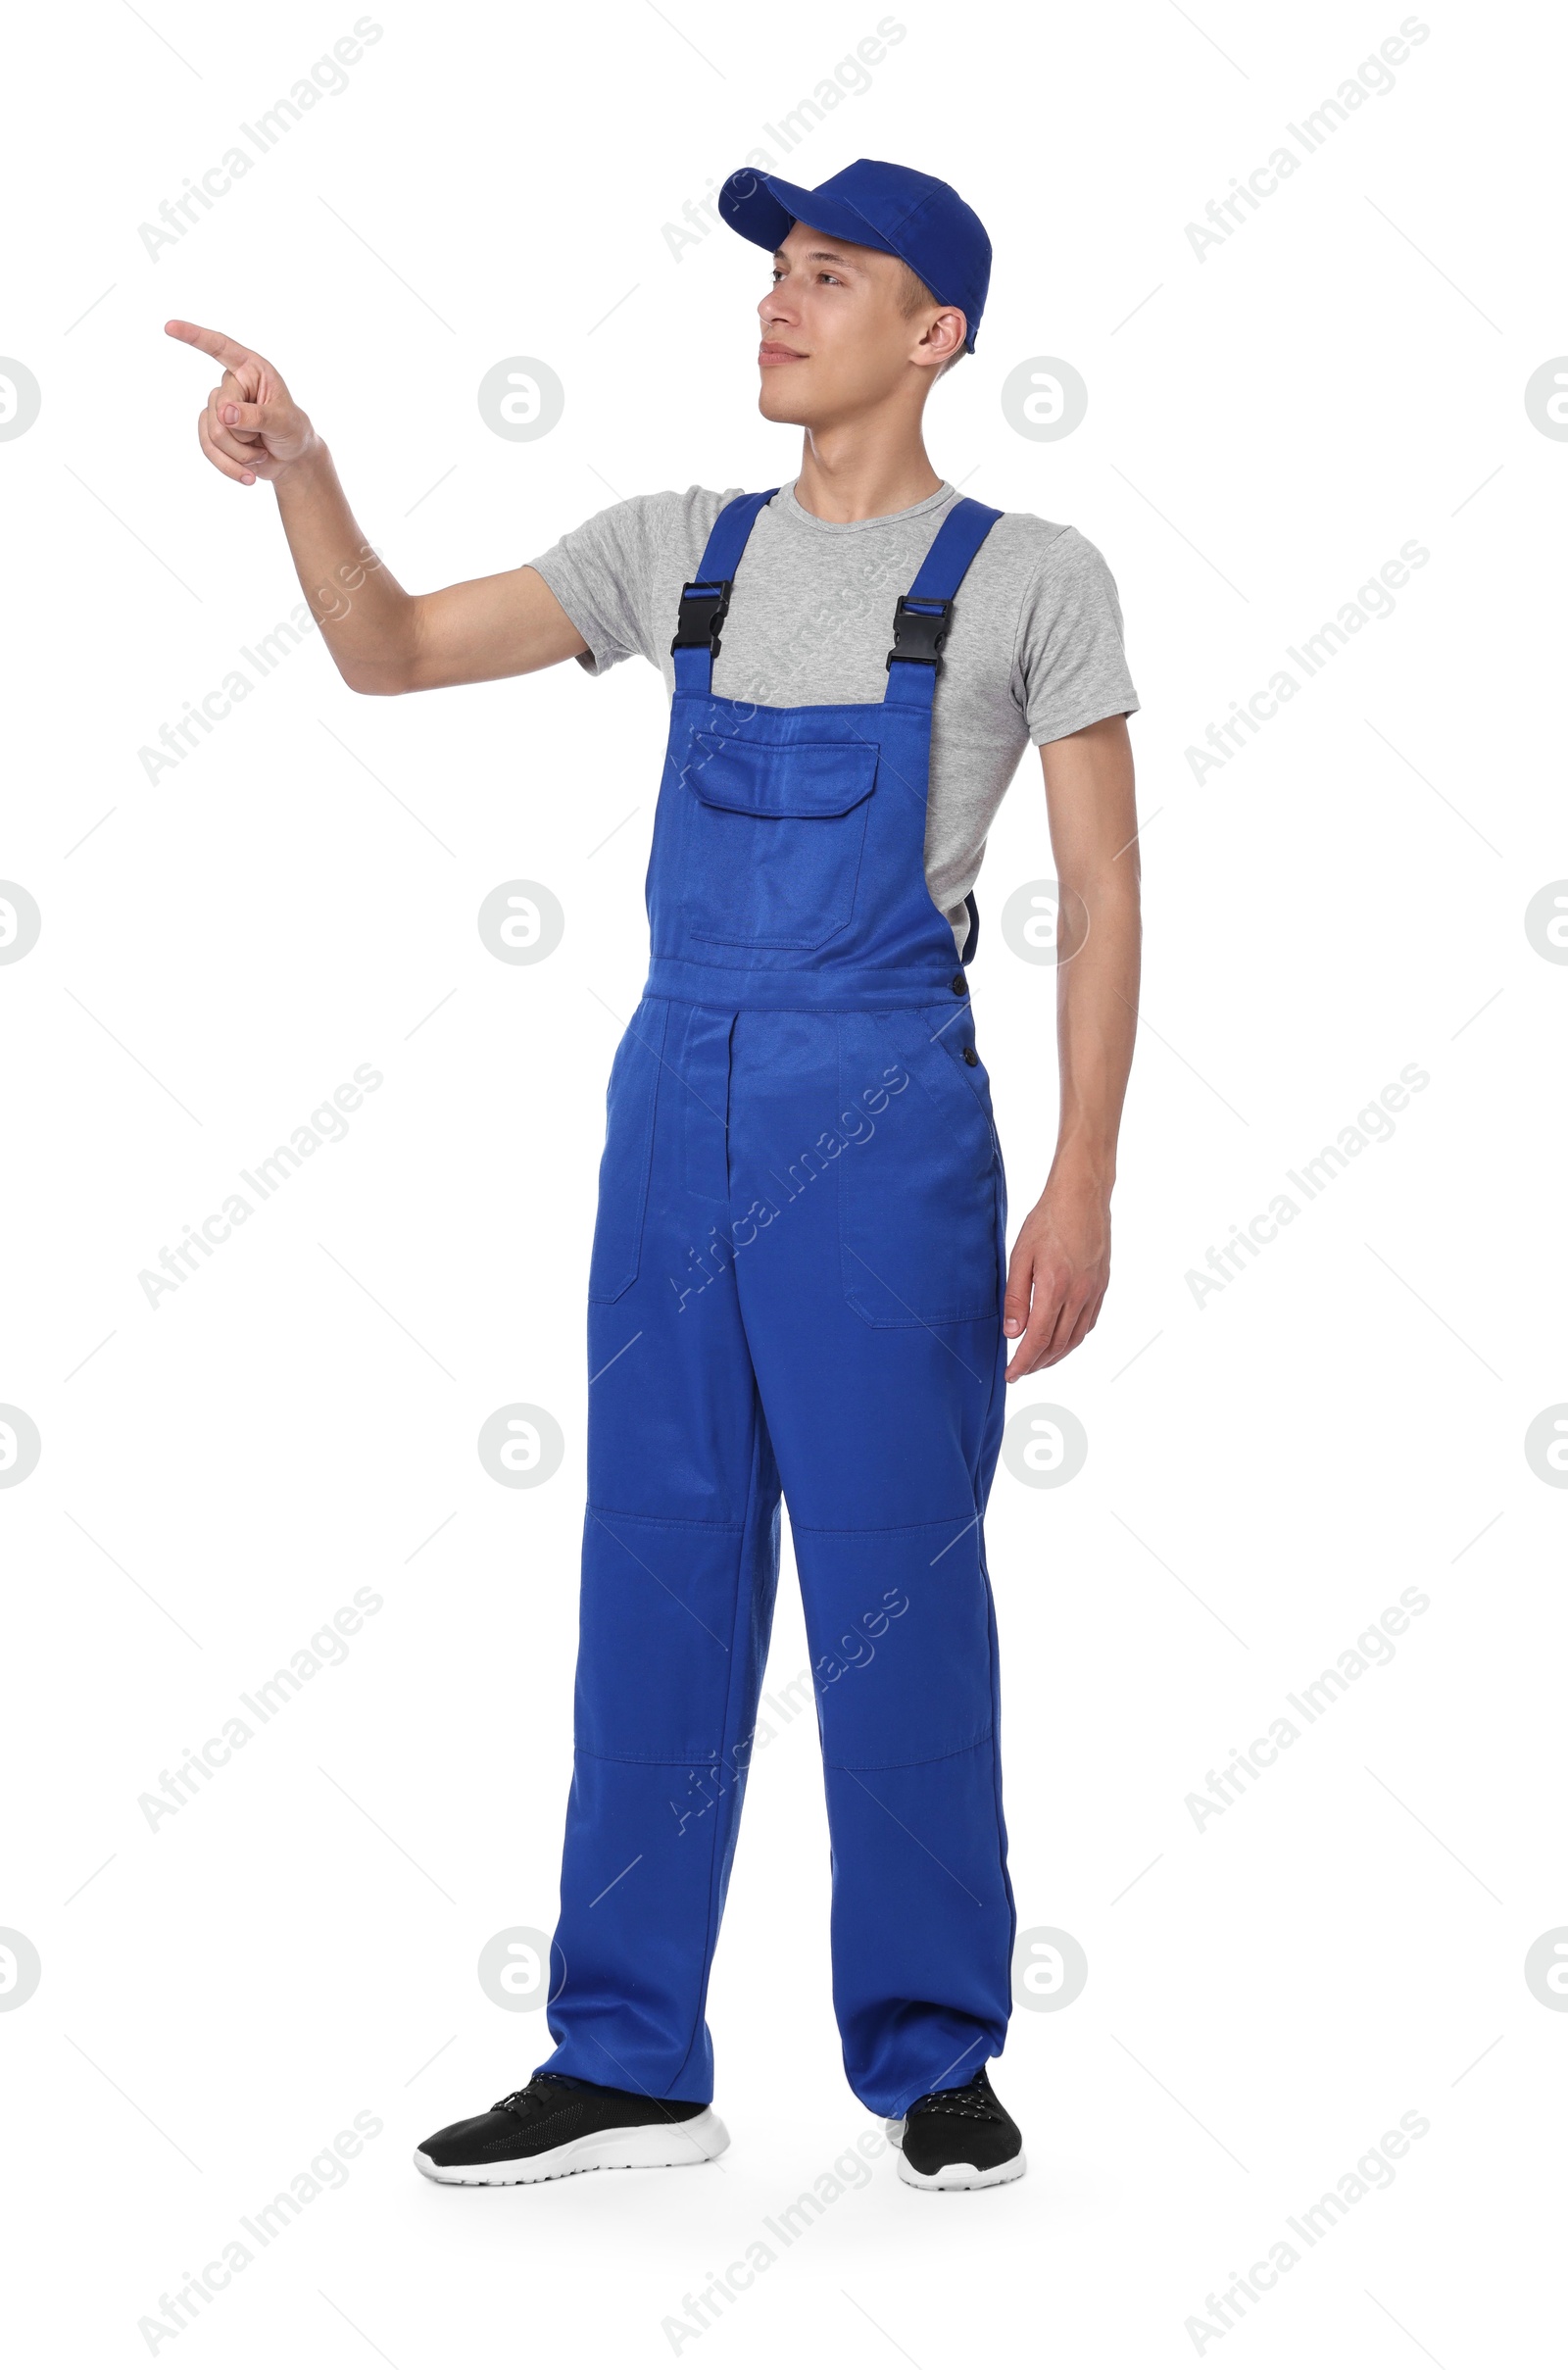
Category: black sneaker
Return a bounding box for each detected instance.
[414,2073,730,2186]
[886,2064,1025,2190]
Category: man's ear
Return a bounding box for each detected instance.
[918,310,967,375]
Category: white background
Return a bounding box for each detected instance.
[3,0,1564,2361]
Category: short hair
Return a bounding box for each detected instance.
[893,259,969,378]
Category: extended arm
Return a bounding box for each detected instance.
[1003,713,1141,1379]
[167,320,587,694]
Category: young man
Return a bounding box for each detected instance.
[171,156,1140,2193]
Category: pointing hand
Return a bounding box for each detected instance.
[166,320,318,486]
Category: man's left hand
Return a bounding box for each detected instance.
[1003,1177,1111,1379]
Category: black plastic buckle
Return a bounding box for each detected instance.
[671,578,733,657]
[885,594,955,671]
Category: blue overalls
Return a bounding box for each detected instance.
[537,490,1015,2120]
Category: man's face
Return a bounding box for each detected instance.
[756,219,958,424]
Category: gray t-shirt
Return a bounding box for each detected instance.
[526,478,1138,954]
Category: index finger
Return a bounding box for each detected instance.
[165,320,254,370]
[1004,1283,1067,1382]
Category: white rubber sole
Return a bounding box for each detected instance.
[884,2113,1026,2190]
[896,2148,1026,2190]
[413,2107,730,2186]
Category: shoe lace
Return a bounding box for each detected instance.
[906,2072,1002,2123]
[492,2074,576,2121]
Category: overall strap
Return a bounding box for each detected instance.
[671,488,780,695]
[882,497,1004,713]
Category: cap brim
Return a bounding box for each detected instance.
[717,170,897,262]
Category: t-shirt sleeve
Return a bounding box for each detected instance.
[1015,526,1140,745]
[523,493,668,677]
[523,485,739,679]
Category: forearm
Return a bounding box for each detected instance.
[271,442,416,692]
[1050,864,1140,1197]
[1032,715,1141,1204]
[1052,888,1140,1190]
[172,322,591,695]
[1001,854,1137,1372]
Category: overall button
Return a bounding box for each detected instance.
[962,1045,979,1066]
[951,972,967,995]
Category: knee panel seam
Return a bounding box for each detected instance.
[589,1502,747,1534]
[788,1512,979,1539]
[823,1725,995,1773]
[572,1744,726,1769]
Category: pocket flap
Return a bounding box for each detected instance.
[689,733,879,819]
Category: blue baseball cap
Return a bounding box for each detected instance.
[717,157,992,353]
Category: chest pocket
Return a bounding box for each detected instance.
[678,731,878,950]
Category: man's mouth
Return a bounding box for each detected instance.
[759,342,807,367]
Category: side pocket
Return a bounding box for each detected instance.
[587,999,668,1304]
[838,1008,1001,1330]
